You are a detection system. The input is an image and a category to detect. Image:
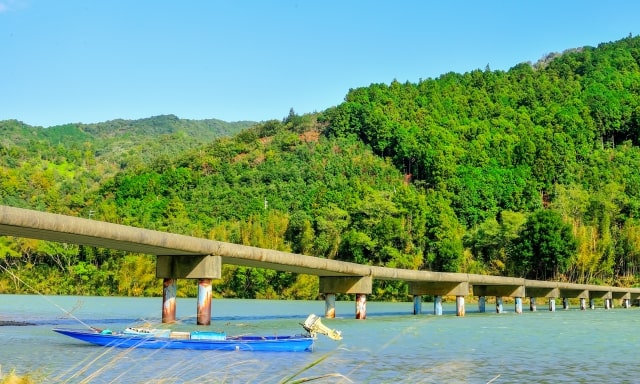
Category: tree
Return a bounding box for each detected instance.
[510,209,578,280]
[423,192,465,272]
[463,210,526,275]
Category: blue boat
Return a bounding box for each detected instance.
[53,314,341,353]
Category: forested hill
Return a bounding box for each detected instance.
[2,35,640,299]
[322,35,640,283]
[0,115,255,210]
[0,114,254,149]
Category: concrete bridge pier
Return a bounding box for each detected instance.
[356,294,367,319]
[478,296,486,313]
[407,281,468,317]
[162,278,177,323]
[413,295,422,315]
[472,282,524,315]
[549,298,556,312]
[614,292,631,309]
[319,276,372,319]
[325,293,336,318]
[525,285,559,313]
[434,296,443,316]
[590,290,613,310]
[156,255,221,325]
[197,279,212,325]
[515,297,522,314]
[496,297,503,313]
[456,296,465,317]
[556,286,588,312]
[529,297,537,311]
[580,298,586,310]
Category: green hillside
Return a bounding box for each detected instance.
[2,35,640,299]
[0,116,255,209]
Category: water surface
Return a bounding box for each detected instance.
[1,294,638,383]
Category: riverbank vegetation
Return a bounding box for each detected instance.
[2,35,640,299]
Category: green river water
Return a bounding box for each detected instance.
[1,294,638,383]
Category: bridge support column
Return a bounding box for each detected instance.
[356,294,367,319]
[157,255,221,325]
[562,297,569,310]
[590,298,595,309]
[549,298,556,312]
[478,296,486,313]
[496,297,503,313]
[162,278,177,323]
[456,296,465,317]
[407,281,468,316]
[320,276,372,319]
[434,296,443,316]
[530,297,537,311]
[197,278,212,325]
[413,295,422,315]
[325,293,336,318]
[580,298,586,310]
[515,297,522,314]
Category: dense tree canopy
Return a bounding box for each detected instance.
[509,210,578,280]
[3,35,640,299]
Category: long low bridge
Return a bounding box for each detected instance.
[1,205,639,324]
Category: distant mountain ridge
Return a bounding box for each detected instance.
[0,114,256,146]
[0,115,257,172]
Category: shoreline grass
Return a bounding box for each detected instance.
[0,368,37,384]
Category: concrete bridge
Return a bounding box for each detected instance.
[1,205,639,324]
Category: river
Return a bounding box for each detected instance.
[1,294,638,383]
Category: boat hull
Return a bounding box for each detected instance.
[53,328,314,352]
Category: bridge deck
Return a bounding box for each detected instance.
[2,205,640,297]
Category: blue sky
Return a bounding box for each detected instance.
[1,1,639,127]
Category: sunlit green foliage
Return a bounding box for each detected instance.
[323,35,640,284]
[3,36,640,299]
[509,210,578,280]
